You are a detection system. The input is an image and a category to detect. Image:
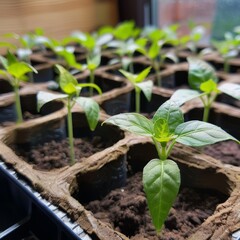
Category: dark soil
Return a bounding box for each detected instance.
[85,172,226,240]
[203,140,240,166]
[13,136,112,170]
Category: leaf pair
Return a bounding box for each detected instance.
[171,57,240,107]
[38,65,101,131]
[119,66,153,102]
[0,51,37,86]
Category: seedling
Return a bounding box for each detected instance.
[138,39,177,87]
[86,48,101,96]
[119,67,153,113]
[103,99,239,233]
[170,57,240,122]
[0,51,37,123]
[211,38,238,73]
[70,32,105,96]
[1,29,45,81]
[37,65,101,165]
[107,37,147,72]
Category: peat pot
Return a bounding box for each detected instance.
[0,119,239,240]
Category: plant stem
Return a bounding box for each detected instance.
[152,138,162,160]
[203,102,211,122]
[67,97,75,165]
[128,54,134,73]
[89,69,94,97]
[14,84,23,124]
[160,142,167,160]
[135,87,141,113]
[223,58,230,73]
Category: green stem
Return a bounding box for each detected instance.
[160,142,167,160]
[135,87,141,113]
[203,102,211,122]
[67,97,75,165]
[14,84,23,124]
[89,69,94,97]
[128,54,134,73]
[152,138,162,160]
[223,58,230,73]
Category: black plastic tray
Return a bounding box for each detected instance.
[0,160,91,240]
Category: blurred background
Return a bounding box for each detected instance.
[0,0,239,41]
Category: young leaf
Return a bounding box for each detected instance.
[153,119,173,142]
[75,97,100,131]
[135,66,152,83]
[218,83,240,100]
[55,64,78,94]
[55,49,82,70]
[170,89,203,106]
[103,113,154,137]
[148,41,159,60]
[7,62,37,80]
[153,100,184,134]
[119,69,135,84]
[200,79,219,93]
[37,91,67,112]
[187,57,218,90]
[175,120,239,146]
[143,159,180,232]
[136,80,153,102]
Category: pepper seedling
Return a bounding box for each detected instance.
[103,99,239,233]
[137,36,177,87]
[37,65,101,165]
[119,67,153,113]
[0,51,37,123]
[171,57,240,122]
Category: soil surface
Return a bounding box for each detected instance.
[84,171,226,240]
[203,140,240,166]
[13,136,112,170]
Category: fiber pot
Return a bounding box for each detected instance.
[0,115,239,240]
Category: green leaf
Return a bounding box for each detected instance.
[170,89,203,106]
[103,113,154,137]
[136,80,153,101]
[87,50,101,70]
[6,51,18,65]
[200,79,219,94]
[75,97,100,131]
[143,159,180,232]
[77,83,102,95]
[218,83,240,100]
[153,119,173,142]
[135,66,152,83]
[114,21,135,40]
[55,49,81,70]
[37,91,67,112]
[0,56,8,69]
[175,120,239,146]
[119,69,135,84]
[55,64,78,94]
[187,57,218,90]
[7,62,37,80]
[153,100,184,134]
[148,41,159,60]
[0,42,16,50]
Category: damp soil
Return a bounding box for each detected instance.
[13,136,112,170]
[203,140,240,166]
[84,171,226,240]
